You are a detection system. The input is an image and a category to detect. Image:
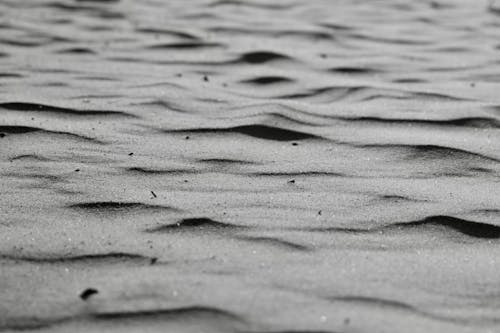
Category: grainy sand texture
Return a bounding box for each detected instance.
[1,0,500,332]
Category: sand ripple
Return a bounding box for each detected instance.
[1,0,500,332]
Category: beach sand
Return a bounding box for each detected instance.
[1,0,500,332]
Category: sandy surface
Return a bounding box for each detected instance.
[1,0,500,332]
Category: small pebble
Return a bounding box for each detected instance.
[80,288,98,300]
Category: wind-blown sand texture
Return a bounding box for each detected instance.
[1,0,500,332]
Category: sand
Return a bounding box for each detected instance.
[1,0,500,332]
